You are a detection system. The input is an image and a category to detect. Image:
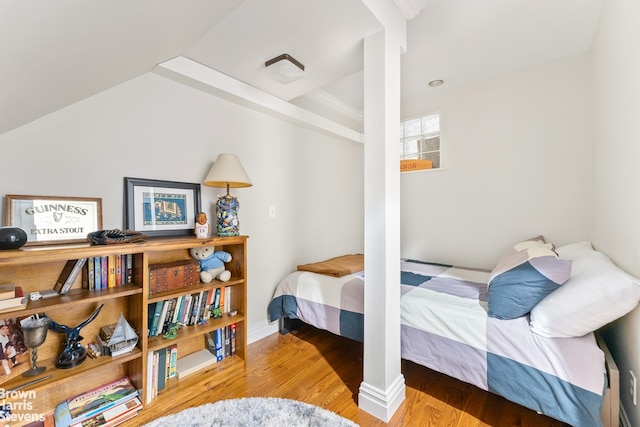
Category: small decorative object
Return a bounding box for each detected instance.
[189,246,232,283]
[202,154,252,236]
[106,313,138,357]
[163,322,180,340]
[20,315,50,377]
[216,195,240,237]
[5,195,102,246]
[87,229,147,245]
[0,227,28,250]
[124,177,201,237]
[47,304,103,369]
[194,212,209,238]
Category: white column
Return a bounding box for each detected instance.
[358,27,405,422]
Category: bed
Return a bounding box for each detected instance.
[268,239,639,427]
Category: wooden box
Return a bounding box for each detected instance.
[149,260,200,295]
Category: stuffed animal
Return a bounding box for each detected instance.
[189,246,232,283]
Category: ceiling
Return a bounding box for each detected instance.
[0,0,604,136]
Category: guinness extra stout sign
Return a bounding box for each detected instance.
[5,195,103,245]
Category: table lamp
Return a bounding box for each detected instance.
[203,154,252,236]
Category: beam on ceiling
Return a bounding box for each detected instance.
[153,56,363,145]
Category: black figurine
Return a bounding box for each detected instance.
[46,304,103,369]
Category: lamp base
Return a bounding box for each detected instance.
[216,194,240,237]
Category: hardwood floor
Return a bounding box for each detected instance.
[128,325,570,426]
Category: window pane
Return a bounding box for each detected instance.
[421,136,440,152]
[403,118,421,137]
[402,136,420,156]
[421,151,440,168]
[422,114,439,136]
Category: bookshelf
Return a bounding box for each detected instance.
[0,235,247,421]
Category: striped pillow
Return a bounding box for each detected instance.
[487,238,571,320]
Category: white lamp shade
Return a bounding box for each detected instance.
[203,154,252,188]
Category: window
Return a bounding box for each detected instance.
[400,113,440,170]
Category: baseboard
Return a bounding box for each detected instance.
[247,321,279,345]
[620,404,630,427]
[358,374,406,422]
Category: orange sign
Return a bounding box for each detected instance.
[400,159,433,172]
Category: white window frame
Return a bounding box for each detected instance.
[400,113,440,170]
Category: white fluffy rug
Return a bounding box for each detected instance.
[141,397,359,427]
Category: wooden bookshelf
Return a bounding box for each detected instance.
[0,235,247,423]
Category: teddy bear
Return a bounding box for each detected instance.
[189,246,232,283]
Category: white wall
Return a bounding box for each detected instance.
[0,72,364,339]
[591,0,640,425]
[400,53,592,269]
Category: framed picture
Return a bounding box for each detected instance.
[124,177,201,237]
[5,195,103,246]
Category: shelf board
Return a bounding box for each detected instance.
[0,235,248,265]
[13,285,143,318]
[2,347,142,394]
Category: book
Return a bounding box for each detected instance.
[54,259,87,294]
[115,255,122,287]
[94,257,102,290]
[189,292,201,325]
[167,344,178,379]
[66,376,138,425]
[0,284,15,300]
[150,351,158,400]
[71,397,141,427]
[0,287,27,313]
[225,286,231,313]
[180,294,192,325]
[85,257,95,291]
[230,323,236,356]
[156,300,170,336]
[176,349,216,379]
[101,257,108,289]
[145,351,154,404]
[149,301,163,337]
[212,287,221,318]
[161,298,177,335]
[219,286,225,315]
[224,325,231,358]
[107,255,116,288]
[54,401,72,427]
[215,328,223,361]
[171,296,184,325]
[125,254,133,284]
[156,349,167,392]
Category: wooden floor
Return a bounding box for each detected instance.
[128,325,570,426]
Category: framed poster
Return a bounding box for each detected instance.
[124,177,201,237]
[5,195,103,246]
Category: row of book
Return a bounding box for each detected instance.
[145,325,237,404]
[82,255,134,291]
[145,344,178,404]
[205,324,237,362]
[147,286,232,337]
[54,376,141,427]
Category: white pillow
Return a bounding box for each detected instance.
[529,242,640,337]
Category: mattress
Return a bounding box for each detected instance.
[267,259,606,427]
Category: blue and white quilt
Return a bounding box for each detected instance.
[268,259,606,427]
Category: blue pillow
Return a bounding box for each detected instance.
[487,240,571,320]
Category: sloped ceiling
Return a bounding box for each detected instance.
[0,0,603,136]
